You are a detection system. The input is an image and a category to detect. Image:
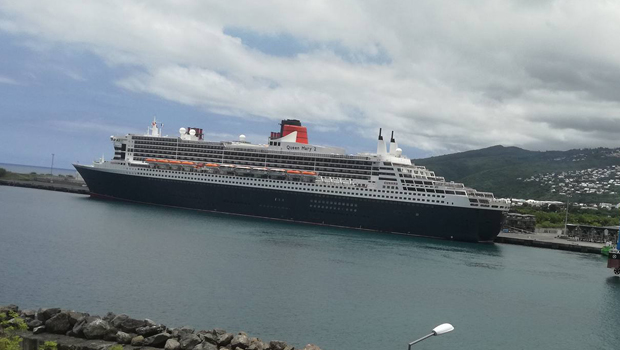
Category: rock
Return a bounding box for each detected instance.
[111,314,146,333]
[36,308,61,322]
[192,342,217,350]
[302,345,321,350]
[72,316,100,336]
[68,311,89,326]
[0,304,19,315]
[248,338,264,350]
[165,338,181,350]
[131,335,145,346]
[20,309,36,319]
[283,346,294,350]
[66,330,77,337]
[33,325,46,334]
[27,319,43,330]
[145,319,157,327]
[217,333,234,347]
[104,328,119,341]
[137,325,166,337]
[83,319,112,339]
[231,334,250,349]
[45,312,72,334]
[103,312,117,322]
[116,331,133,344]
[212,329,226,337]
[171,326,195,338]
[199,330,218,345]
[269,341,288,350]
[144,332,172,347]
[180,334,202,350]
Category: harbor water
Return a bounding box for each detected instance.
[1,186,619,350]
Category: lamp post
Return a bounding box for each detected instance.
[563,194,570,236]
[407,323,454,349]
[50,153,55,176]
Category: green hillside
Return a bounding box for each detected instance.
[414,145,620,203]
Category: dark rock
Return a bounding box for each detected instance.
[137,325,166,337]
[131,335,145,346]
[217,333,234,347]
[180,334,202,350]
[68,311,89,326]
[111,314,146,333]
[165,338,181,350]
[33,325,46,334]
[0,304,19,315]
[192,342,217,350]
[45,312,72,334]
[72,316,100,337]
[83,319,112,339]
[103,312,117,322]
[269,341,288,350]
[212,329,226,337]
[27,319,43,330]
[144,332,172,347]
[171,326,195,338]
[36,308,61,322]
[104,328,119,341]
[20,309,36,319]
[66,330,77,337]
[200,330,218,345]
[145,318,157,327]
[116,331,133,344]
[231,334,250,349]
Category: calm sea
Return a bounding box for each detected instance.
[0,162,77,176]
[0,186,618,350]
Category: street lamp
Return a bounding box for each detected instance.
[563,194,570,236]
[407,323,454,349]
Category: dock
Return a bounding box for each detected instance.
[494,231,604,254]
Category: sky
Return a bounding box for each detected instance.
[2,0,620,169]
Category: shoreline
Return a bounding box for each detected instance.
[0,179,89,195]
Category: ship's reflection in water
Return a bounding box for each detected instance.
[1,186,618,350]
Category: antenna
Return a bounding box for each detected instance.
[378,128,383,140]
[391,131,395,143]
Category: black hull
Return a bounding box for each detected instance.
[76,166,504,242]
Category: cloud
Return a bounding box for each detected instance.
[2,0,620,154]
[0,74,19,85]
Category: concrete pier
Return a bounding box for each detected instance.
[495,231,604,254]
[0,179,89,195]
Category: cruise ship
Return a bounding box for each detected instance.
[74,119,509,242]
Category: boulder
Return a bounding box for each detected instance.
[248,338,264,350]
[131,335,145,346]
[20,309,36,319]
[165,338,181,350]
[217,333,234,347]
[103,312,117,322]
[145,332,172,347]
[68,311,89,326]
[302,345,321,350]
[0,304,19,314]
[36,308,61,322]
[33,325,46,334]
[198,330,218,345]
[111,314,146,333]
[231,334,250,349]
[137,325,166,337]
[73,316,100,336]
[116,331,133,345]
[66,330,77,337]
[83,319,112,339]
[180,334,202,350]
[192,342,217,350]
[45,312,72,334]
[269,341,288,350]
[145,319,157,327]
[171,326,195,338]
[212,329,226,337]
[26,319,43,330]
[104,328,119,341]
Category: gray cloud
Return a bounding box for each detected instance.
[1,0,620,155]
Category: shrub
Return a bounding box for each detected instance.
[0,311,28,350]
[0,168,6,177]
[38,341,57,350]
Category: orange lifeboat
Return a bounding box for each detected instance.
[181,161,195,165]
[287,170,301,174]
[145,158,157,162]
[302,171,317,176]
[156,159,170,163]
[205,163,219,167]
[169,160,182,164]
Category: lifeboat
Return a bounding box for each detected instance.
[169,160,182,164]
[205,163,219,167]
[301,171,317,176]
[220,164,236,175]
[180,161,195,165]
[235,166,252,176]
[286,170,302,174]
[252,167,269,177]
[145,158,157,162]
[269,168,287,179]
[155,159,170,169]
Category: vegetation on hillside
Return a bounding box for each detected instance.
[415,146,620,203]
[0,311,27,350]
[512,206,620,228]
[0,168,6,177]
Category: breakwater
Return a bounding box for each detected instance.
[0,305,321,350]
[0,179,89,195]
